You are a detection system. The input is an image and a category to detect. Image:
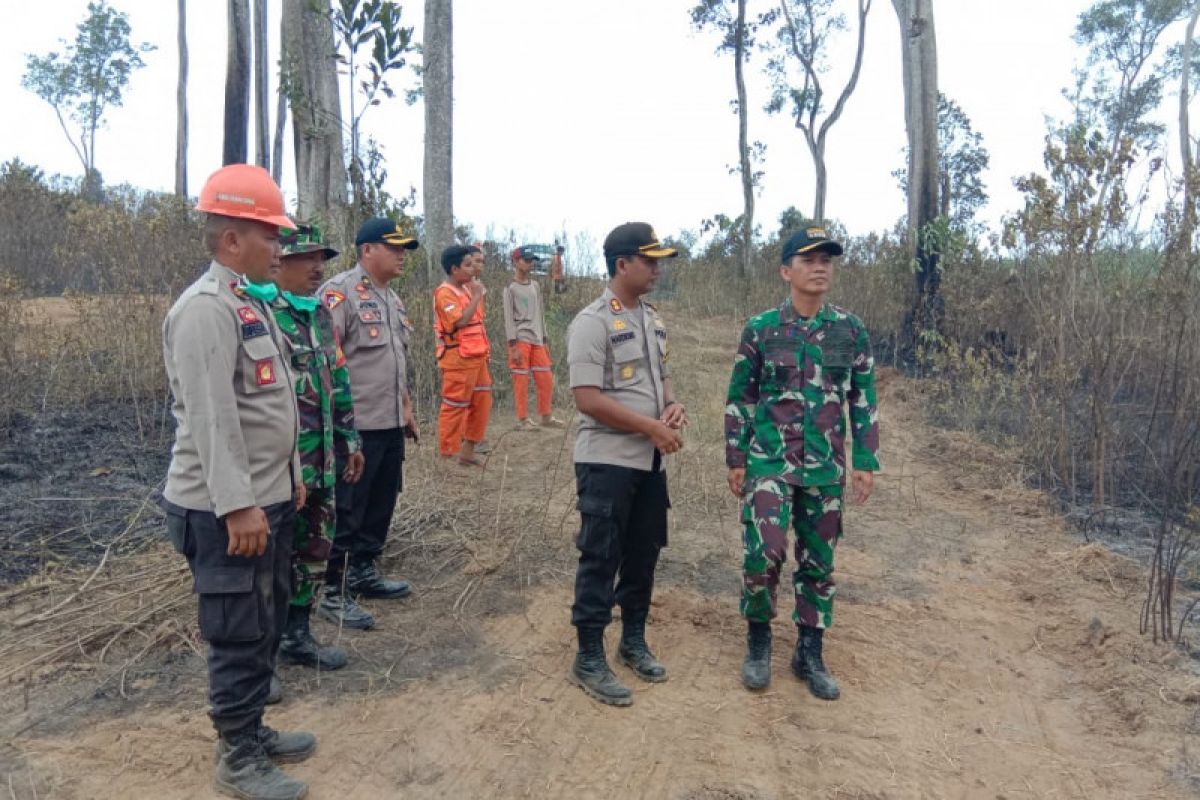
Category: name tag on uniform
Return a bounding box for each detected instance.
[241,321,268,339]
[359,300,380,309]
[610,331,635,345]
[654,329,667,339]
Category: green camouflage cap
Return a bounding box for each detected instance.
[280,223,339,260]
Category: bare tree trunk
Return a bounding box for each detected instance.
[282,0,347,224]
[892,0,940,337]
[252,0,270,170]
[1181,4,1200,236]
[272,65,287,186]
[423,0,454,281]
[734,0,753,280]
[224,0,251,165]
[175,0,188,197]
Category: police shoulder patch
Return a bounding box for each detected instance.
[323,290,345,309]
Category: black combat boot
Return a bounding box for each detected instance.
[346,559,412,599]
[214,725,308,800]
[742,621,772,690]
[316,586,375,630]
[279,604,349,670]
[617,612,667,683]
[258,725,317,764]
[791,626,840,700]
[569,625,633,707]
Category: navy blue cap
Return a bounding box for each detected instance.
[355,217,418,248]
[781,225,843,263]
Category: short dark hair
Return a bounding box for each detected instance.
[604,254,619,277]
[441,245,474,274]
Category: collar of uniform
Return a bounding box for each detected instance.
[353,262,388,293]
[778,298,833,329]
[602,285,640,315]
[208,260,241,286]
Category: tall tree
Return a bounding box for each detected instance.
[252,0,270,170]
[891,0,940,336]
[224,0,251,165]
[1073,0,1188,247]
[176,0,188,197]
[894,93,988,234]
[281,0,347,221]
[329,0,415,224]
[1181,2,1200,232]
[22,0,154,199]
[423,0,454,280]
[272,59,287,185]
[692,0,761,280]
[764,0,872,223]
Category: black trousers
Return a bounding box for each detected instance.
[164,499,294,736]
[327,427,405,582]
[570,459,669,628]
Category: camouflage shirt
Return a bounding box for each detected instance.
[725,299,880,486]
[271,294,361,490]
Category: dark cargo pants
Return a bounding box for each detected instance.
[570,459,669,628]
[164,499,294,735]
[327,427,405,583]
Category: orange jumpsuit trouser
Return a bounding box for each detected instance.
[508,341,553,420]
[438,358,492,456]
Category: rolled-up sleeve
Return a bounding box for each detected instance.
[567,315,606,388]
[169,298,255,518]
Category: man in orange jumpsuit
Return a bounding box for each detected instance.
[434,244,492,466]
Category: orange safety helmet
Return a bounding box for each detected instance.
[196,164,295,228]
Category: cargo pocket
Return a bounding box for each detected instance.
[194,565,262,643]
[575,494,616,558]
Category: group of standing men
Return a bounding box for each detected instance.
[162,163,879,800]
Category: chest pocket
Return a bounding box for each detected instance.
[761,329,800,388]
[351,301,387,349]
[241,334,286,394]
[820,324,855,384]
[610,335,643,389]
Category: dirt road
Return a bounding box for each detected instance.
[4,312,1198,799]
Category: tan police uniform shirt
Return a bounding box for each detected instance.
[567,287,671,472]
[319,264,412,431]
[163,261,301,518]
[502,280,547,345]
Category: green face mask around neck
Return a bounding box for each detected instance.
[238,277,279,304]
[282,291,320,312]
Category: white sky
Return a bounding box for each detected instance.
[0,0,1187,262]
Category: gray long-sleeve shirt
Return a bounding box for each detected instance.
[162,261,301,518]
[503,280,547,345]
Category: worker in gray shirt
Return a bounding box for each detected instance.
[161,164,311,800]
[565,222,688,707]
[317,217,419,630]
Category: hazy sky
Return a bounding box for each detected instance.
[0,0,1183,258]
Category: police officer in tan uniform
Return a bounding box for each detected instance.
[317,217,418,630]
[566,222,688,707]
[161,164,312,800]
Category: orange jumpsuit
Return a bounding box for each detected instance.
[434,281,493,457]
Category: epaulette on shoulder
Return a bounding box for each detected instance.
[196,273,219,296]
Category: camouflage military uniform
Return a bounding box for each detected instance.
[725,299,879,629]
[270,293,361,608]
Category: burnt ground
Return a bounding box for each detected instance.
[0,400,173,584]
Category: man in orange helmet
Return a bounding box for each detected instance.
[434,244,493,466]
[160,164,313,800]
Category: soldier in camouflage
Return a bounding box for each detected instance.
[268,224,365,685]
[724,225,880,699]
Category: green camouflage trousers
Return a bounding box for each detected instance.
[741,477,843,629]
[291,486,335,608]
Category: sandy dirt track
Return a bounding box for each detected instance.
[4,311,1198,799]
